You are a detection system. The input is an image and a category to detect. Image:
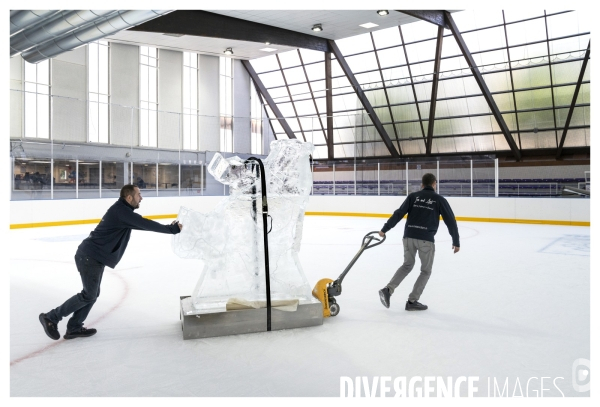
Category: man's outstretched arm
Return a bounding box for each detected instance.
[119,211,182,234]
[379,195,411,236]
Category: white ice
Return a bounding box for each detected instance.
[10,216,590,397]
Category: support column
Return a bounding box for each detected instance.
[426,26,444,154]
[333,163,336,196]
[470,160,473,197]
[494,158,499,197]
[377,162,380,196]
[444,11,522,161]
[556,40,591,159]
[99,160,102,198]
[328,40,400,158]
[354,162,356,195]
[76,159,79,199]
[436,160,439,195]
[242,60,296,140]
[406,162,409,196]
[325,52,334,160]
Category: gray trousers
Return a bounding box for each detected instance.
[387,238,435,302]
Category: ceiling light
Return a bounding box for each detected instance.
[260,48,278,52]
[312,24,323,32]
[224,48,233,55]
[377,10,389,16]
[359,22,379,29]
[163,33,184,37]
[265,42,271,45]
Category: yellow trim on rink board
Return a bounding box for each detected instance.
[9,212,589,229]
[304,212,589,226]
[9,214,179,229]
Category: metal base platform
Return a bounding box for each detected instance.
[180,296,323,340]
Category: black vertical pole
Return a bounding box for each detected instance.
[246,157,271,331]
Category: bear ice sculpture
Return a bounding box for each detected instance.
[172,139,315,312]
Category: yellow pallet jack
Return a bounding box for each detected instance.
[312,231,386,317]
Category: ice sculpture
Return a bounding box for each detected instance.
[172,139,315,312]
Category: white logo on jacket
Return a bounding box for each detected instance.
[416,197,436,205]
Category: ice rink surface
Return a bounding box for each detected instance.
[10,215,590,397]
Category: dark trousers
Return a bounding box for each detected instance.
[46,251,104,332]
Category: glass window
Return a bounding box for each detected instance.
[88,40,110,144]
[23,59,50,139]
[546,11,590,39]
[140,46,158,147]
[277,50,301,68]
[549,34,589,57]
[336,33,373,56]
[181,164,205,195]
[503,10,544,23]
[52,160,77,199]
[299,49,323,64]
[304,61,325,81]
[220,57,234,152]
[552,60,587,85]
[77,161,100,199]
[404,39,437,64]
[401,20,438,43]
[515,88,554,110]
[462,26,506,54]
[101,161,126,198]
[345,52,379,73]
[505,18,547,46]
[282,66,306,85]
[372,27,402,49]
[376,47,406,69]
[157,163,178,196]
[13,158,51,192]
[451,10,503,32]
[250,80,263,155]
[288,83,311,99]
[250,54,279,73]
[132,163,156,191]
[183,51,199,150]
[259,70,285,88]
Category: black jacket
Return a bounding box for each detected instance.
[381,186,460,247]
[77,197,181,268]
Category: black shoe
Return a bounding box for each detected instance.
[379,287,391,308]
[39,313,60,340]
[64,327,97,340]
[405,300,428,311]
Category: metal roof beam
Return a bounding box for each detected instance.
[242,60,296,140]
[556,40,590,159]
[328,39,400,158]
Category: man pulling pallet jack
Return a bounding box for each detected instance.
[378,173,460,311]
[313,173,460,316]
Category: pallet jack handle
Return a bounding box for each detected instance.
[336,231,385,285]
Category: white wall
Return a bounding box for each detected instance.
[10,196,589,226]
[233,59,251,154]
[52,47,87,143]
[10,55,22,139]
[110,43,139,146]
[158,49,183,150]
[198,55,220,152]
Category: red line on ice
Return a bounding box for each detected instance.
[10,270,130,367]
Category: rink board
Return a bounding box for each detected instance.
[180,296,323,340]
